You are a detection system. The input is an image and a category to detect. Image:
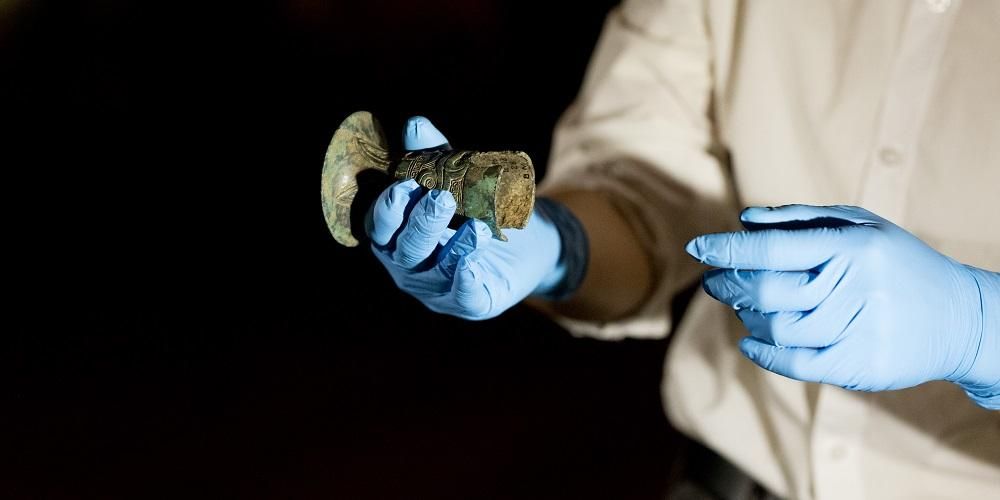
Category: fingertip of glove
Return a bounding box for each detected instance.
[398,178,421,190]
[685,237,705,261]
[739,206,772,223]
[405,116,431,139]
[427,189,456,209]
[739,337,759,361]
[404,116,449,151]
[416,190,456,225]
[699,268,729,301]
[384,179,422,207]
[470,219,492,238]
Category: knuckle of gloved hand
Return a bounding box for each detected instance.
[412,199,453,236]
[407,213,441,238]
[394,247,429,270]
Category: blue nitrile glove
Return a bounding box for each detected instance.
[686,205,1000,409]
[368,117,588,320]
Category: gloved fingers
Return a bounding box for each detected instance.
[370,179,423,248]
[392,189,457,269]
[702,268,836,312]
[738,310,789,346]
[436,219,493,281]
[737,304,857,348]
[738,337,838,384]
[740,205,883,228]
[403,116,451,152]
[686,227,849,272]
[451,255,496,320]
[372,245,446,296]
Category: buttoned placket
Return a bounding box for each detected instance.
[813,2,964,500]
[854,0,961,224]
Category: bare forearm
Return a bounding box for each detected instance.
[529,190,653,321]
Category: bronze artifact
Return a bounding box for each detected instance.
[321,111,536,247]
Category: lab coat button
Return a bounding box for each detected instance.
[829,443,847,461]
[878,147,903,166]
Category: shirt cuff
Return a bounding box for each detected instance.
[531,197,590,302]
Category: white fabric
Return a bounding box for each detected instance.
[539,1,1000,498]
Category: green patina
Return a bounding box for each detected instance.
[462,173,498,234]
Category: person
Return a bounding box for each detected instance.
[367,0,1000,498]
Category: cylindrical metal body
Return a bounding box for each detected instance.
[394,149,535,241]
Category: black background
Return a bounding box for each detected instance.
[3,1,683,498]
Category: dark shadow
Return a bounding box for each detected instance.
[741,216,859,231]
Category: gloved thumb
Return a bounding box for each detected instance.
[404,116,451,151]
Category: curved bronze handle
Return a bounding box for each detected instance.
[320,111,391,247]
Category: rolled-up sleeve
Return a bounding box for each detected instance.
[539,0,739,340]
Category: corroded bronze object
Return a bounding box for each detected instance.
[321,111,535,247]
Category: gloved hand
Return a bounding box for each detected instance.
[686,205,1000,408]
[368,116,583,320]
